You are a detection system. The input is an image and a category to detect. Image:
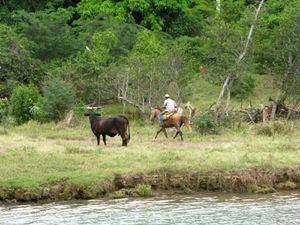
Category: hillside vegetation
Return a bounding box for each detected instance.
[0,0,299,124]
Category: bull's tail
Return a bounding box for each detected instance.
[127,121,131,144]
[119,115,130,144]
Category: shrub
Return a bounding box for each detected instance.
[135,184,153,197]
[254,121,294,136]
[113,190,127,199]
[193,112,218,135]
[272,121,293,135]
[255,123,273,136]
[231,73,256,104]
[219,113,238,129]
[30,101,47,122]
[42,78,76,122]
[10,85,42,124]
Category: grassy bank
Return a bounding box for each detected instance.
[0,118,299,191]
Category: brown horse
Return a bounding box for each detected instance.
[150,107,192,141]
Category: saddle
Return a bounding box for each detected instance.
[162,111,176,121]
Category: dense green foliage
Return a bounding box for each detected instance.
[193,112,217,135]
[231,73,256,102]
[0,98,9,121]
[0,24,43,97]
[13,9,81,61]
[42,78,76,121]
[0,0,299,123]
[10,85,42,124]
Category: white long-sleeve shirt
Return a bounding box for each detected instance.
[163,98,177,112]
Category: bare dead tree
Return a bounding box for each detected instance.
[119,68,130,114]
[215,0,265,120]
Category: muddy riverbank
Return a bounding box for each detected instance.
[1,166,299,203]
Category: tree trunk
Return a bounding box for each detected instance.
[214,0,265,121]
[269,92,287,120]
[270,102,277,120]
[237,0,264,64]
[116,68,130,114]
[215,75,230,119]
[224,83,232,115]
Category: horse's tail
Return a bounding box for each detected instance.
[181,116,192,131]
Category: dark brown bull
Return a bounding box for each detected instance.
[85,112,130,146]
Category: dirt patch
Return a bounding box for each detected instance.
[1,166,300,203]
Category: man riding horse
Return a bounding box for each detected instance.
[159,94,177,126]
[152,94,191,141]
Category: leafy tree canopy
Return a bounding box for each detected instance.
[76,0,214,31]
[0,23,43,97]
[12,9,81,61]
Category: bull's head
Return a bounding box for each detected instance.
[84,112,101,117]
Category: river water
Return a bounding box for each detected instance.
[1,192,300,225]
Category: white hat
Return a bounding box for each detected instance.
[164,94,170,98]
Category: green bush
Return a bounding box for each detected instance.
[30,99,47,123]
[42,78,76,122]
[193,112,218,135]
[10,85,42,124]
[221,112,240,129]
[231,73,256,102]
[113,190,127,199]
[135,184,153,197]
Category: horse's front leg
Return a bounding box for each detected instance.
[179,131,183,141]
[155,127,164,139]
[173,131,179,139]
[163,129,168,138]
[174,125,183,141]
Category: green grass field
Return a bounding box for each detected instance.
[0,118,299,189]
